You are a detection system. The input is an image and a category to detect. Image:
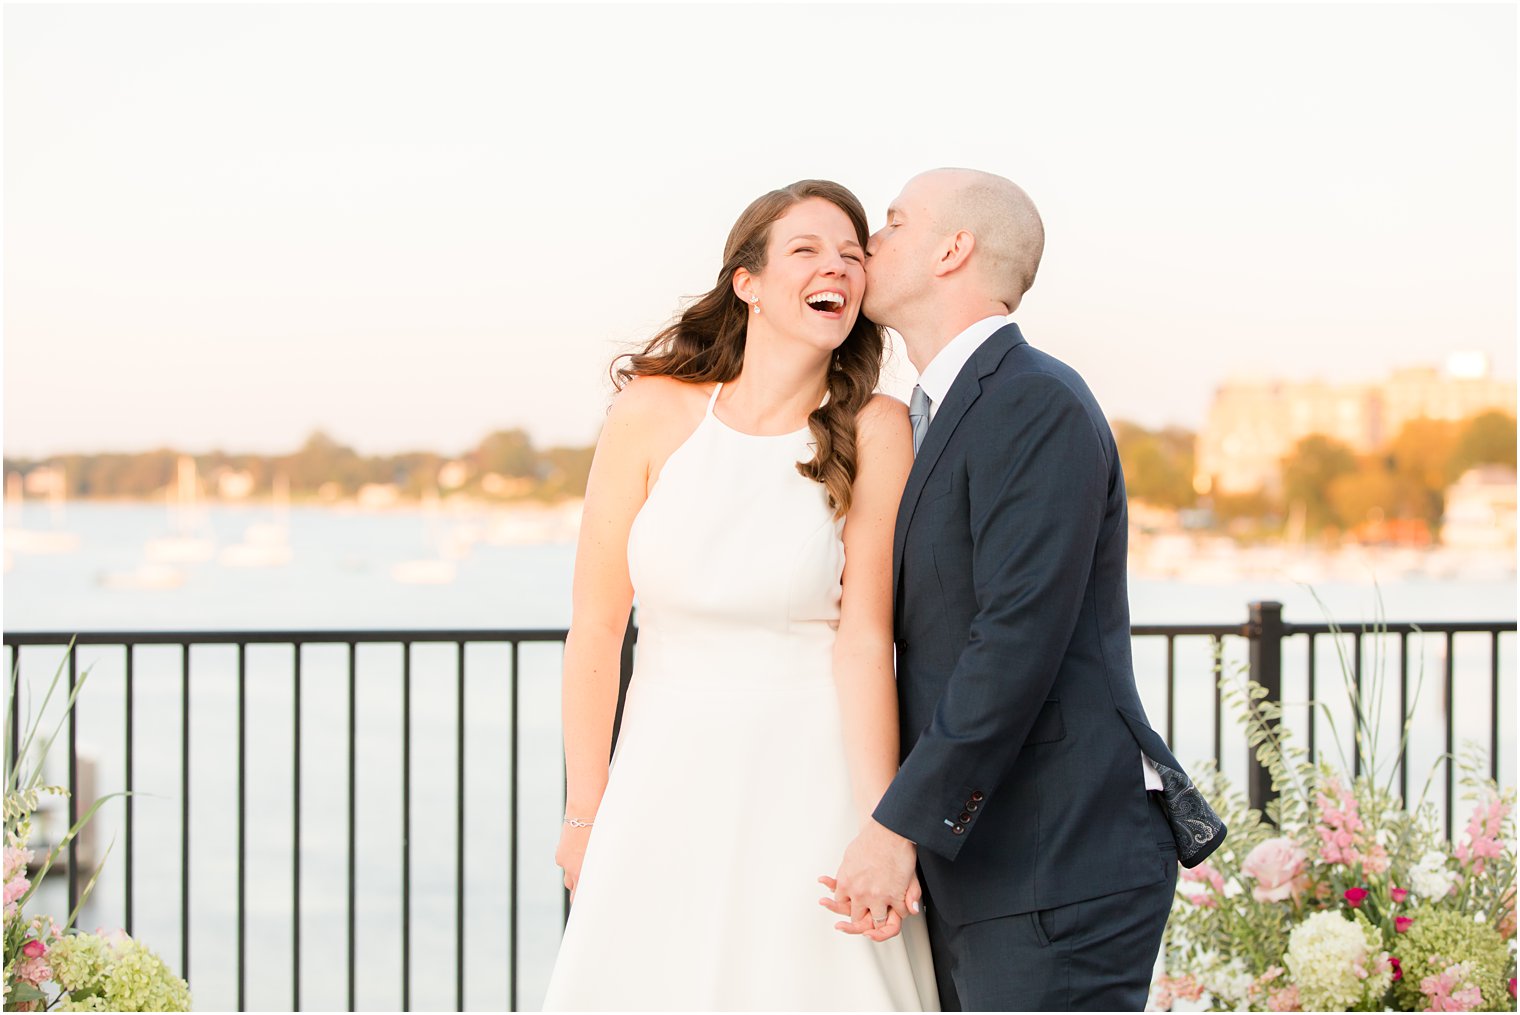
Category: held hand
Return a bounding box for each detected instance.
[818,874,921,942]
[818,820,918,940]
[555,823,593,901]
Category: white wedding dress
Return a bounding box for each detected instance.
[542,383,937,1012]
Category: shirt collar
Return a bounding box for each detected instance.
[916,315,1011,413]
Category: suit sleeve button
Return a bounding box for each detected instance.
[964,801,979,812]
[959,811,973,823]
[970,791,984,802]
[951,823,965,835]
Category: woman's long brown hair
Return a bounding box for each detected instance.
[612,180,883,517]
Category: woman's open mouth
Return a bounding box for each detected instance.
[805,290,846,320]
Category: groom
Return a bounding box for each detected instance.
[826,169,1225,1011]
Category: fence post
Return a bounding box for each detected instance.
[1246,601,1285,819]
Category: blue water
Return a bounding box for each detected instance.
[3,503,1515,1011]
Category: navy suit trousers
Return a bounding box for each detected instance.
[925,794,1178,1012]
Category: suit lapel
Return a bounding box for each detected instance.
[892,323,1027,598]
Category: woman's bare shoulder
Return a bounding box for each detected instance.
[855,392,911,441]
[609,375,713,428]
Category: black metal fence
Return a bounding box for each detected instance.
[4,603,1513,1012]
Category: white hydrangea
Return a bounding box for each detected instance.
[1201,958,1254,1007]
[1285,911,1392,1011]
[1408,850,1457,899]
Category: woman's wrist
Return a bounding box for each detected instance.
[563,792,604,819]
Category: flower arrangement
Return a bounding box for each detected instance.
[1152,618,1516,1012]
[3,645,191,1012]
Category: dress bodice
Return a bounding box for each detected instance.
[626,383,844,684]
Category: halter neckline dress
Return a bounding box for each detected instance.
[542,382,937,1011]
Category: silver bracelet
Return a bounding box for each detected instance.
[563,817,594,828]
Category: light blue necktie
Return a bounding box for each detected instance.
[909,385,931,455]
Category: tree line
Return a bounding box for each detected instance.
[8,412,1513,535]
[2,429,595,503]
[1114,410,1516,538]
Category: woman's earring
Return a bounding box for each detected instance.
[751,298,760,315]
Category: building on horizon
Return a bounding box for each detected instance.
[1194,354,1517,496]
[1442,465,1519,550]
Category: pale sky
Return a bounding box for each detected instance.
[4,3,1515,457]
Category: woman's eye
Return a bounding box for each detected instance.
[794,247,815,254]
[844,254,862,263]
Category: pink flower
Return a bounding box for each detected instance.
[1343,886,1369,908]
[1266,984,1302,1011]
[2,845,32,882]
[95,925,130,948]
[1179,862,1225,907]
[11,955,50,986]
[1454,794,1512,877]
[4,873,30,906]
[1242,837,1309,902]
[1152,974,1206,1008]
[1181,862,1225,891]
[1314,777,1384,868]
[1390,886,1409,903]
[1395,915,1413,933]
[4,870,30,919]
[21,938,45,958]
[1249,966,1285,997]
[1390,957,1403,981]
[28,915,61,941]
[1422,963,1484,1012]
[1361,842,1391,875]
[1508,978,1515,999]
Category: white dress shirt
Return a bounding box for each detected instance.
[916,315,1010,422]
[913,315,1165,793]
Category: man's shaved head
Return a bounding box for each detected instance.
[917,168,1044,310]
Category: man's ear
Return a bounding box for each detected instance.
[732,267,757,305]
[932,230,976,278]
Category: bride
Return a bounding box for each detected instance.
[542,180,937,1011]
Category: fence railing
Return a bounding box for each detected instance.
[3,602,1513,1012]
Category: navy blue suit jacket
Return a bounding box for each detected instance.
[874,324,1224,927]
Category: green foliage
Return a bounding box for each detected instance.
[1155,592,1517,1011]
[1209,486,1282,528]
[48,931,192,1012]
[5,647,190,1011]
[536,445,596,500]
[471,429,538,478]
[1318,413,1518,535]
[3,425,599,503]
[1328,463,1419,529]
[1182,410,1514,536]
[1451,411,1517,478]
[1282,434,1358,533]
[1113,421,1198,509]
[1390,907,1513,1012]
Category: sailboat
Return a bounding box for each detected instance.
[144,456,216,564]
[101,456,208,589]
[390,486,459,585]
[219,473,293,567]
[4,467,82,556]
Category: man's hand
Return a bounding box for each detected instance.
[819,819,920,940]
